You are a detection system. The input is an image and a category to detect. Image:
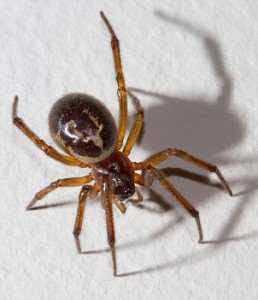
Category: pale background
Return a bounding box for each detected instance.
[1,1,258,299]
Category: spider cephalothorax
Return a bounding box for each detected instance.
[13,11,232,276]
[94,150,135,200]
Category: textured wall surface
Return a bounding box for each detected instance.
[1,1,258,299]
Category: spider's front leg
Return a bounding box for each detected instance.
[12,96,89,168]
[101,11,128,150]
[26,175,93,210]
[100,13,145,155]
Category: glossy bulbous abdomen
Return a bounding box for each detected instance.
[49,93,117,163]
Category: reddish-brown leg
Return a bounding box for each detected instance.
[26,175,93,210]
[102,176,117,276]
[73,185,93,253]
[113,195,126,213]
[128,187,143,205]
[12,96,89,168]
[123,91,144,156]
[134,172,144,186]
[144,165,203,242]
[142,148,233,196]
[100,11,128,150]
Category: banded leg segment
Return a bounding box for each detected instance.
[123,91,144,156]
[26,175,93,210]
[100,11,128,150]
[12,96,89,168]
[145,166,203,242]
[142,148,232,196]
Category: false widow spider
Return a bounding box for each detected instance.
[12,11,233,276]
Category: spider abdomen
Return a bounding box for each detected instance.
[49,93,117,164]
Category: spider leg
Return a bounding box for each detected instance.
[123,91,144,156]
[144,165,203,243]
[113,195,126,213]
[102,176,117,276]
[100,11,128,150]
[26,175,93,210]
[141,148,233,196]
[127,187,143,205]
[134,172,144,186]
[73,185,95,253]
[12,96,89,168]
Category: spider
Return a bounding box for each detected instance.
[12,11,233,276]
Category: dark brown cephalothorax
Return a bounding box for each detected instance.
[49,93,117,164]
[12,11,233,277]
[93,151,135,200]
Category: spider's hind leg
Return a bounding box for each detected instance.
[142,148,233,196]
[12,96,89,168]
[142,165,203,243]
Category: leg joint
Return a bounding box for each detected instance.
[41,144,52,155]
[13,116,21,125]
[117,81,126,93]
[191,208,199,218]
[73,229,80,237]
[136,108,144,118]
[51,179,62,188]
[167,148,185,156]
[211,165,218,172]
[111,36,119,46]
[108,239,115,247]
[167,148,177,156]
